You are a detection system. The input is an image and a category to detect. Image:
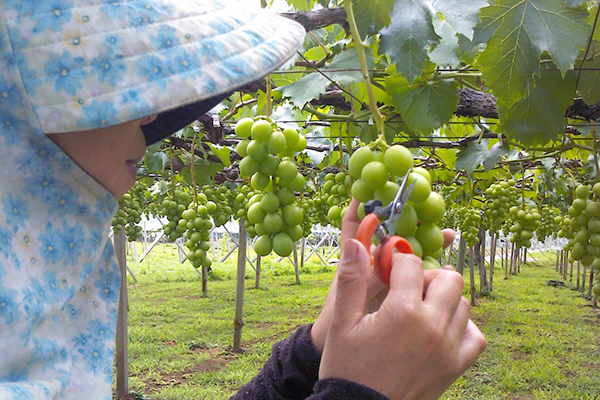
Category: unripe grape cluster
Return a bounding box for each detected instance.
[202,184,236,227]
[234,117,307,257]
[508,205,541,248]
[348,145,446,265]
[112,182,149,241]
[535,205,558,243]
[457,207,482,247]
[484,179,519,232]
[323,171,351,229]
[181,199,213,269]
[560,184,600,268]
[161,189,191,242]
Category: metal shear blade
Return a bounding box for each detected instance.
[381,169,416,236]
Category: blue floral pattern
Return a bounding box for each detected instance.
[0,1,304,399]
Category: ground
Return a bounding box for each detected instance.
[115,243,600,400]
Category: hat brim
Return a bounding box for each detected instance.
[142,92,230,146]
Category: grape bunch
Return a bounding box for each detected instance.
[202,184,235,227]
[561,184,600,267]
[235,117,306,192]
[112,182,148,241]
[234,117,307,257]
[161,189,191,242]
[456,207,482,247]
[484,179,519,232]
[535,205,558,243]
[348,144,446,265]
[508,205,541,248]
[322,171,351,229]
[181,200,213,269]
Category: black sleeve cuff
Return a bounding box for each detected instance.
[310,377,390,399]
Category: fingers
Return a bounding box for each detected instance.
[423,270,465,325]
[339,199,362,256]
[457,319,487,370]
[331,239,372,328]
[442,229,455,249]
[385,253,424,303]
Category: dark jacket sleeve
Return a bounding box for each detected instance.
[230,324,389,400]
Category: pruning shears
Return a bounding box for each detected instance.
[355,170,415,287]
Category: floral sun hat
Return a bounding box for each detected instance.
[1,0,306,145]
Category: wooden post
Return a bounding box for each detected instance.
[293,243,301,285]
[114,230,128,399]
[588,269,594,298]
[577,261,581,290]
[202,264,208,297]
[489,232,496,291]
[479,232,486,293]
[254,256,261,290]
[456,236,467,276]
[555,250,559,271]
[469,246,476,306]
[233,220,247,352]
[300,237,306,269]
[564,251,569,280]
[582,265,587,292]
[570,258,574,280]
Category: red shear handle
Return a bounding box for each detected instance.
[374,236,413,288]
[355,213,380,265]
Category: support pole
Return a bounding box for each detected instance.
[233,220,247,352]
[469,246,476,306]
[115,230,128,399]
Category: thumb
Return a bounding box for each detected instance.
[331,239,372,328]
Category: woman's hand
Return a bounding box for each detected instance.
[318,240,487,400]
[310,199,455,352]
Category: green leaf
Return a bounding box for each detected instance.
[431,148,457,182]
[578,47,600,105]
[278,47,375,107]
[499,69,577,146]
[144,144,169,172]
[286,0,312,11]
[456,139,508,176]
[429,18,460,68]
[379,0,440,83]
[279,73,329,107]
[387,75,459,134]
[476,0,589,107]
[353,0,395,37]
[431,0,488,40]
[207,144,231,167]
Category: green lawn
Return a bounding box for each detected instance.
[119,243,600,399]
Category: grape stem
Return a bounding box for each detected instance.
[191,131,199,205]
[343,0,386,141]
[266,75,272,119]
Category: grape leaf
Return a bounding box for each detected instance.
[379,0,440,83]
[430,0,488,40]
[207,144,231,167]
[476,0,589,108]
[279,47,375,107]
[305,128,332,165]
[387,74,459,134]
[429,18,460,68]
[456,139,508,176]
[285,0,312,11]
[499,69,576,146]
[144,144,169,172]
[353,0,395,37]
[577,49,600,105]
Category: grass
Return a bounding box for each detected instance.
[119,243,600,399]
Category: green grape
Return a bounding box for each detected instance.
[235,117,254,138]
[383,145,413,177]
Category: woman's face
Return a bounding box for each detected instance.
[48,115,157,198]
